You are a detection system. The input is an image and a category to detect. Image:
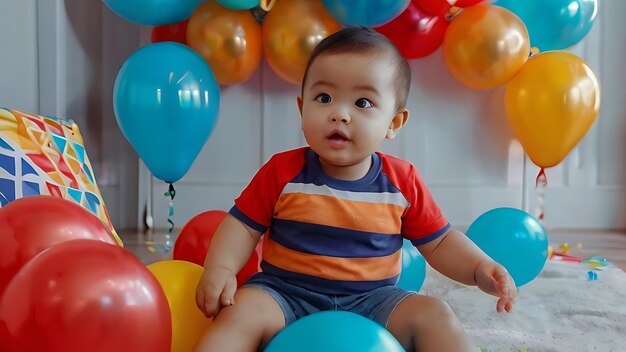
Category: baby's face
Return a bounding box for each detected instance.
[299,52,399,168]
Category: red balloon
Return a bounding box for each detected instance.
[454,0,484,7]
[173,210,261,286]
[375,3,449,59]
[412,0,451,16]
[151,20,188,44]
[0,240,171,352]
[0,196,118,296]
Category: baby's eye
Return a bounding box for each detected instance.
[315,93,332,104]
[355,98,373,108]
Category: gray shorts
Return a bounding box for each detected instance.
[242,272,416,327]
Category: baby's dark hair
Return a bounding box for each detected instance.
[302,27,411,111]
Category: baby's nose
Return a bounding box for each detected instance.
[328,111,351,124]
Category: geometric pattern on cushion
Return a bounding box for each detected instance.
[0,108,122,245]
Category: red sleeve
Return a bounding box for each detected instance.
[229,148,307,233]
[400,165,450,245]
[380,153,449,245]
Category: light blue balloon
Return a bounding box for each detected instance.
[322,0,410,27]
[103,0,203,26]
[114,42,220,184]
[397,240,426,292]
[265,311,405,352]
[216,0,258,10]
[466,208,548,287]
[493,0,597,51]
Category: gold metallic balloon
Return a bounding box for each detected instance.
[263,0,342,85]
[443,5,530,89]
[187,1,262,85]
[505,52,600,168]
[148,260,212,352]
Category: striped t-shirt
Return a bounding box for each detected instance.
[229,147,450,295]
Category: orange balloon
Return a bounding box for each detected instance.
[505,52,600,168]
[187,1,262,85]
[443,5,530,89]
[263,0,342,85]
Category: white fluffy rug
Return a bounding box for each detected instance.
[421,261,626,351]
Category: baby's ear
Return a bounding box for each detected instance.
[297,96,303,117]
[386,109,409,139]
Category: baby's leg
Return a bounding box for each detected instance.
[194,287,285,352]
[386,295,474,352]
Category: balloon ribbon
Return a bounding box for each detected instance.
[145,183,177,254]
[535,168,547,222]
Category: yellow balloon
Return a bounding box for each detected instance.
[263,0,342,85]
[148,260,212,352]
[505,52,600,168]
[187,1,262,85]
[443,5,530,89]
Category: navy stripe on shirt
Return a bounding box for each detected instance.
[409,223,451,246]
[261,261,400,295]
[229,205,266,233]
[270,218,403,258]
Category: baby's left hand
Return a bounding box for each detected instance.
[474,261,517,313]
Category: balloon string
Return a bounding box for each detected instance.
[164,183,176,253]
[260,0,276,11]
[535,168,547,223]
[444,6,462,21]
[530,46,540,57]
[144,183,176,254]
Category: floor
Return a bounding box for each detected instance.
[121,229,626,271]
[547,229,626,270]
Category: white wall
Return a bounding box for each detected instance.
[0,0,139,229]
[1,0,624,231]
[0,0,38,113]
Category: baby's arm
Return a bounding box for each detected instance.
[418,228,517,312]
[196,214,262,318]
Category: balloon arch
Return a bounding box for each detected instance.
[107,0,600,186]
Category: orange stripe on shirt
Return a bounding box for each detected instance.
[274,193,404,235]
[262,238,402,281]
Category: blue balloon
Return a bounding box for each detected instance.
[216,0,258,10]
[265,311,404,352]
[397,240,426,292]
[493,0,597,51]
[466,208,548,287]
[114,42,220,183]
[103,0,203,26]
[322,0,410,27]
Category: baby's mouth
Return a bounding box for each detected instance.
[328,133,349,142]
[327,130,350,142]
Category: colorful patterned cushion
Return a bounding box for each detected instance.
[0,108,122,245]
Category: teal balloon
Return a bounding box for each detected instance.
[322,0,410,27]
[216,0,259,10]
[493,0,597,51]
[103,0,203,25]
[397,240,426,292]
[265,311,405,352]
[466,208,548,287]
[114,42,220,183]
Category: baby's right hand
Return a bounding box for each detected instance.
[196,266,238,318]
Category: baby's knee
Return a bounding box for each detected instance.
[219,289,284,326]
[194,289,285,352]
[420,296,454,318]
[227,288,286,341]
[406,296,458,329]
